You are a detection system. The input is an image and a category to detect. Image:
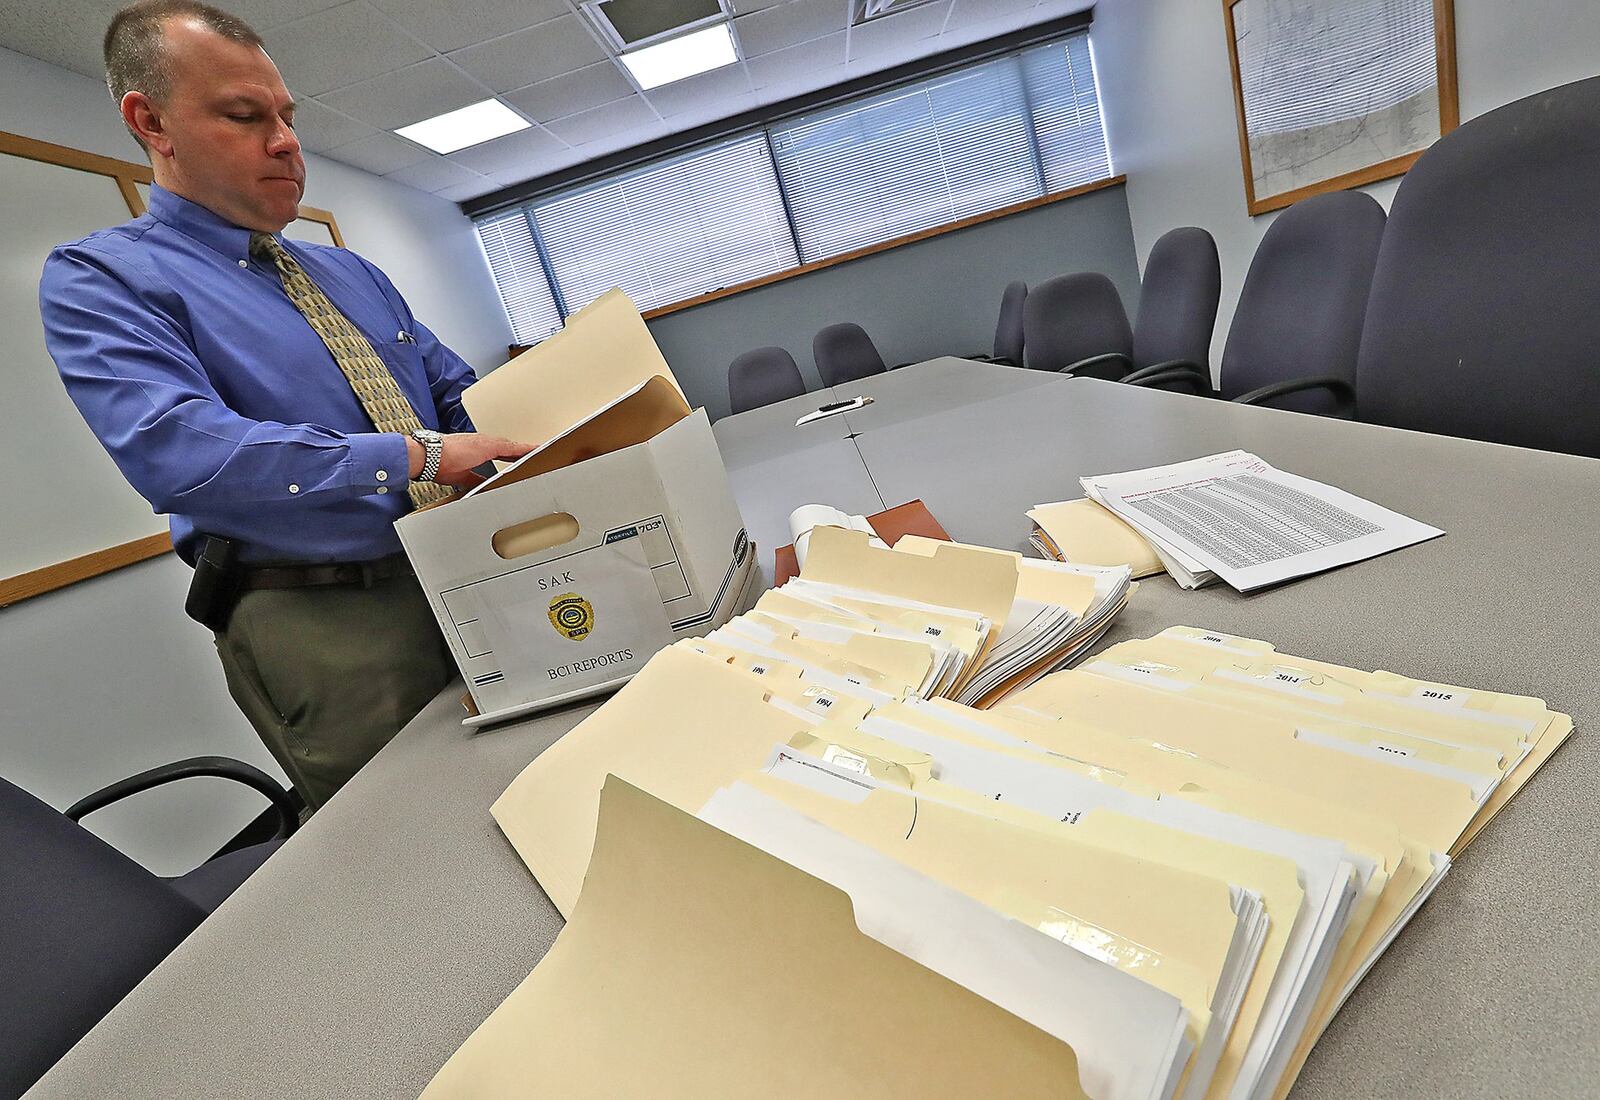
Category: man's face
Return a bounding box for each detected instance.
[135,19,305,232]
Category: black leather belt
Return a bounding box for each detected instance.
[239,553,415,591]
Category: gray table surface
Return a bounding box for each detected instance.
[30,363,1598,1100]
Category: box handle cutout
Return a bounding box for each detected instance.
[493,513,580,560]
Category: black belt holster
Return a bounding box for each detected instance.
[185,535,245,632]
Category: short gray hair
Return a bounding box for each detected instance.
[104,1,265,149]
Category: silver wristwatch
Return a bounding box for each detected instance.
[411,428,443,483]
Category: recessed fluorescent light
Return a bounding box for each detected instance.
[621,23,738,90]
[395,99,529,154]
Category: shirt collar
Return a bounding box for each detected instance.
[146,183,282,264]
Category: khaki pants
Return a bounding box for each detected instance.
[212,574,456,811]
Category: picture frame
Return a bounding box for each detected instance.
[1222,0,1459,215]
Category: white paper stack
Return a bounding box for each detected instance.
[1069,450,1443,592]
[948,555,1133,707]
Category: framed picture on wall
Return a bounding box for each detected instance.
[1223,0,1459,215]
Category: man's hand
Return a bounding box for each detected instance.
[405,432,535,488]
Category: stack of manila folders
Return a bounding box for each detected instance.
[418,541,1573,1099]
[1029,451,1444,592]
[786,506,1135,707]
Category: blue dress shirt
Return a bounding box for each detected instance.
[39,183,477,565]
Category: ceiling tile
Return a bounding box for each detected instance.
[656,90,760,131]
[324,130,432,173]
[478,146,589,188]
[264,2,431,97]
[384,156,488,192]
[503,62,637,122]
[288,96,380,150]
[0,0,123,79]
[942,0,1034,32]
[846,0,950,59]
[732,0,845,57]
[317,57,488,130]
[1035,0,1095,17]
[436,180,498,202]
[227,0,349,30]
[727,0,790,14]
[367,0,569,53]
[447,15,609,94]
[447,127,568,175]
[638,62,753,116]
[542,95,660,146]
[744,30,844,87]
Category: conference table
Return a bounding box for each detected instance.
[30,360,1598,1099]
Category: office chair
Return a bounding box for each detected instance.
[1117,227,1221,394]
[1355,74,1600,457]
[991,279,1027,366]
[727,346,806,415]
[1131,192,1386,415]
[812,322,888,387]
[967,280,1028,366]
[1021,272,1133,377]
[1,758,296,1098]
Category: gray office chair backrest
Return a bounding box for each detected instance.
[1356,74,1600,457]
[812,322,887,387]
[1022,272,1133,377]
[1220,190,1386,412]
[992,280,1027,365]
[1,776,204,1097]
[728,346,806,415]
[1133,227,1220,376]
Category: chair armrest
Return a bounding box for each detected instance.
[1232,376,1355,417]
[1123,361,1212,395]
[66,756,298,841]
[1125,366,1212,394]
[1056,352,1133,378]
[1121,360,1208,387]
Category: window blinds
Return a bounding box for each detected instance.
[474,210,562,345]
[1019,35,1113,191]
[768,59,1041,262]
[530,133,798,316]
[475,31,1111,342]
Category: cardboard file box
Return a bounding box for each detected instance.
[395,290,757,726]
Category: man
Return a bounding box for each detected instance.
[39,0,532,810]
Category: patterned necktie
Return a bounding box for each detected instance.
[250,232,452,509]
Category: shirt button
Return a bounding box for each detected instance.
[375,470,389,482]
[377,486,389,495]
[288,484,300,494]
[238,259,248,268]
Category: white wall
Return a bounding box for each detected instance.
[0,44,508,874]
[1090,0,1600,375]
[0,45,511,368]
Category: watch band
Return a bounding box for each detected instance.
[412,430,443,483]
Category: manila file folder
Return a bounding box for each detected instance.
[491,646,813,916]
[423,778,1087,1099]
[461,288,687,449]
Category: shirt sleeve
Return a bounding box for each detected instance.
[351,253,479,435]
[39,244,409,517]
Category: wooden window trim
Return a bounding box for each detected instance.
[506,173,1126,356]
[1,127,347,604]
